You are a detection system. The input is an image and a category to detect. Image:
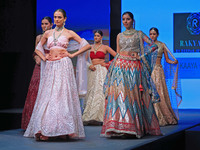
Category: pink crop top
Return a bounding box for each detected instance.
[47,35,69,50]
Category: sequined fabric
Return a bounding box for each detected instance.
[47,35,69,49]
[101,30,161,138]
[119,33,140,53]
[152,64,178,126]
[24,57,85,138]
[101,55,161,138]
[82,64,107,123]
[156,41,164,58]
[21,64,40,130]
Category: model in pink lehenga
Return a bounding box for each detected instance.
[21,16,53,130]
[24,9,91,141]
[149,27,182,126]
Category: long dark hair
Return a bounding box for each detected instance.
[122,11,134,20]
[54,9,67,18]
[94,30,103,36]
[122,11,135,28]
[42,16,52,24]
[150,27,159,35]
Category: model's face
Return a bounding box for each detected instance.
[94,33,102,43]
[54,11,66,27]
[41,19,52,32]
[122,14,133,29]
[149,30,158,42]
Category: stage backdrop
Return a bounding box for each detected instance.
[37,0,110,67]
[37,0,110,42]
[122,0,200,109]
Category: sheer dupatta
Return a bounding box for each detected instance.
[103,53,119,98]
[67,39,89,97]
[138,31,160,103]
[36,38,89,97]
[35,42,47,80]
[163,44,182,118]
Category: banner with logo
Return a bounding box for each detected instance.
[174,13,200,79]
[174,13,200,53]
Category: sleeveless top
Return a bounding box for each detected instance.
[119,31,140,53]
[156,41,164,58]
[90,51,105,60]
[47,35,69,50]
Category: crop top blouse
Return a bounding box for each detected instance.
[119,31,140,53]
[90,51,105,60]
[47,35,69,50]
[156,41,164,58]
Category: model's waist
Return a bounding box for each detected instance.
[119,51,139,56]
[91,59,105,65]
[47,49,68,61]
[120,48,140,53]
[49,49,66,54]
[118,54,140,61]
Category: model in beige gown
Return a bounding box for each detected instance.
[150,27,182,126]
[82,30,116,125]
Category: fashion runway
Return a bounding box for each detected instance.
[0,109,200,150]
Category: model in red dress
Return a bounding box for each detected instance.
[21,16,53,130]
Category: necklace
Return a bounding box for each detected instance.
[55,26,64,31]
[53,27,64,46]
[93,43,102,54]
[123,28,136,36]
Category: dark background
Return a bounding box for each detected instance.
[0,0,121,110]
[0,0,36,109]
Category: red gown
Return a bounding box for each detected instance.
[21,63,40,130]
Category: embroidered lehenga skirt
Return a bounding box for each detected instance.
[24,57,85,138]
[82,64,107,124]
[151,64,178,126]
[101,55,161,138]
[21,64,40,130]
